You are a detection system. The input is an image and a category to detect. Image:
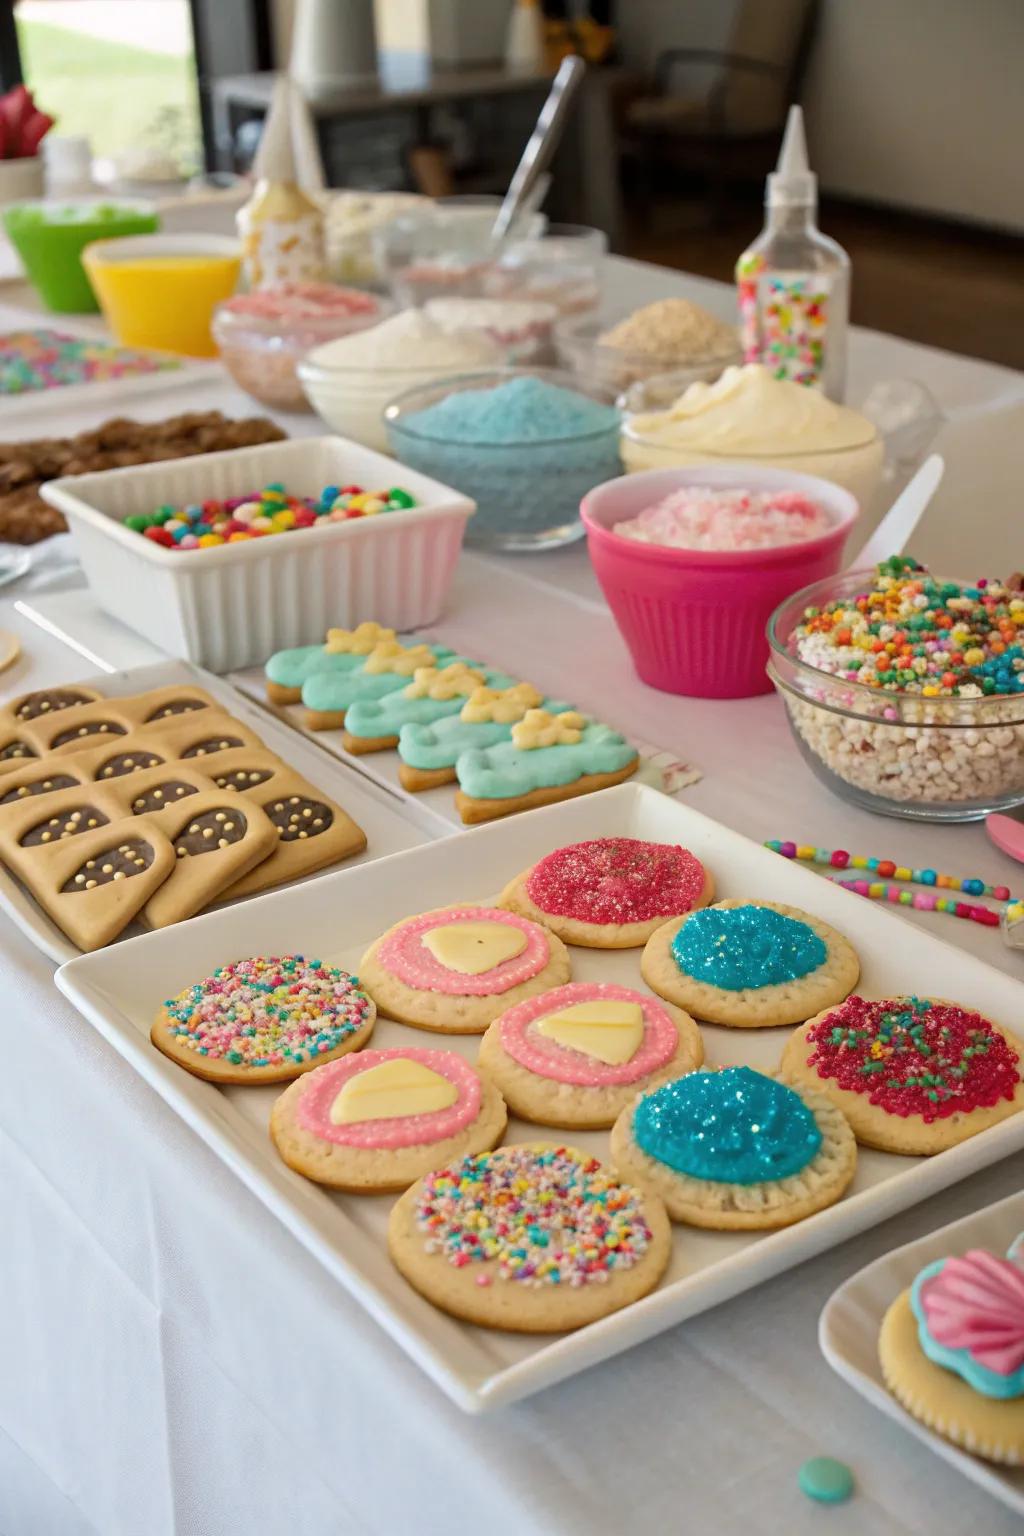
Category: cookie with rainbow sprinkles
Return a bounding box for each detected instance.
[641,898,859,1028]
[779,995,1024,1154]
[610,1065,856,1229]
[879,1238,1024,1465]
[500,836,714,948]
[151,955,375,1083]
[388,1143,671,1331]
[270,1046,506,1193]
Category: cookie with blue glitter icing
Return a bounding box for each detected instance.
[265,622,398,704]
[341,663,518,754]
[301,640,456,730]
[397,686,575,790]
[879,1241,1024,1465]
[453,710,639,824]
[641,898,859,1028]
[609,1065,856,1228]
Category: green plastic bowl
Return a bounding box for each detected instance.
[3,198,160,312]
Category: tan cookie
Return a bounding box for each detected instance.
[3,684,102,725]
[609,1067,857,1229]
[455,760,640,825]
[778,995,1024,1154]
[360,904,572,1034]
[8,813,176,950]
[134,709,264,761]
[271,1047,507,1192]
[195,749,367,899]
[0,781,127,866]
[341,729,400,754]
[499,837,715,949]
[478,983,704,1129]
[106,761,219,818]
[397,762,457,792]
[141,789,278,928]
[879,1283,1024,1466]
[388,1143,671,1332]
[0,720,45,775]
[115,683,219,726]
[151,955,376,1084]
[23,698,141,757]
[641,899,859,1028]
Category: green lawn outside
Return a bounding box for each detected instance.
[15,17,202,169]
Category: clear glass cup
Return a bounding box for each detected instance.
[375,202,546,309]
[484,223,608,317]
[557,314,742,396]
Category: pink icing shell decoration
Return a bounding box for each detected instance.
[295,1047,481,1148]
[499,982,679,1086]
[920,1248,1024,1375]
[377,906,550,996]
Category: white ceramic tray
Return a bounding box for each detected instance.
[0,658,442,964]
[820,1191,1024,1516]
[55,781,1024,1412]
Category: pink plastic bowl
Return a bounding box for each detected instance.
[581,463,859,699]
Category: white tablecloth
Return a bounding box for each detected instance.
[2,260,1024,1536]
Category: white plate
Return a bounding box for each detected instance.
[0,659,442,963]
[55,781,1024,1412]
[820,1191,1024,1516]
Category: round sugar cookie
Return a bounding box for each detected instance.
[879,1246,1024,1466]
[499,836,714,948]
[359,905,571,1034]
[779,994,1024,1154]
[478,981,703,1129]
[152,955,375,1083]
[271,1046,507,1193]
[388,1143,671,1332]
[610,1065,856,1229]
[641,898,859,1028]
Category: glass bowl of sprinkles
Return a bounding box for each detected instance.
[767,557,1024,821]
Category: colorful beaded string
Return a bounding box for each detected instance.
[765,840,1021,931]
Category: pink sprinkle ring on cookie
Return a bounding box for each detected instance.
[525,838,706,925]
[295,1048,481,1148]
[377,906,551,996]
[499,982,679,1086]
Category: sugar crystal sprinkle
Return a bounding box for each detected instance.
[414,1145,653,1286]
[162,955,370,1068]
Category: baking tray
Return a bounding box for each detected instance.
[0,658,443,963]
[56,781,1024,1411]
[820,1190,1024,1517]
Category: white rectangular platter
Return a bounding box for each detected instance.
[55,781,1024,1412]
[0,658,442,964]
[820,1191,1024,1516]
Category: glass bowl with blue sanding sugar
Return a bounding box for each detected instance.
[384,368,622,551]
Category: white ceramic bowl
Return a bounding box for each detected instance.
[40,436,475,672]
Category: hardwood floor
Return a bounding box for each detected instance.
[622,196,1024,370]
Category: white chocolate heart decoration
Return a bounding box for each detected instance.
[329,1058,458,1123]
[535,1000,644,1065]
[422,920,527,975]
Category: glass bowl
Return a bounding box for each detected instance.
[384,367,621,552]
[375,202,546,309]
[556,312,742,396]
[212,286,390,411]
[767,569,1024,821]
[483,223,607,316]
[423,296,558,364]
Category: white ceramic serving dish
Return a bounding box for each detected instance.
[56,781,1024,1413]
[39,436,476,672]
[820,1191,1024,1516]
[0,658,441,964]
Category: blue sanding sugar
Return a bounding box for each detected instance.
[402,375,620,444]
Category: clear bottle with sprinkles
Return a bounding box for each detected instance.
[735,106,850,402]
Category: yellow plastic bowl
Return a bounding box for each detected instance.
[82,233,242,357]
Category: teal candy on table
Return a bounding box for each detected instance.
[385,370,621,552]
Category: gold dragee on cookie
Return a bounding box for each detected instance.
[460,682,544,724]
[511,709,586,749]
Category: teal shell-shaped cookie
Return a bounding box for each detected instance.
[343,665,519,741]
[455,722,637,798]
[398,698,575,769]
[301,645,455,714]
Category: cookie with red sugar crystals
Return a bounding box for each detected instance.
[499,837,714,949]
[779,994,1024,1154]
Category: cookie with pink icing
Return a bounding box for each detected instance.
[478,981,703,1129]
[359,904,572,1034]
[270,1046,507,1192]
[500,836,714,948]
